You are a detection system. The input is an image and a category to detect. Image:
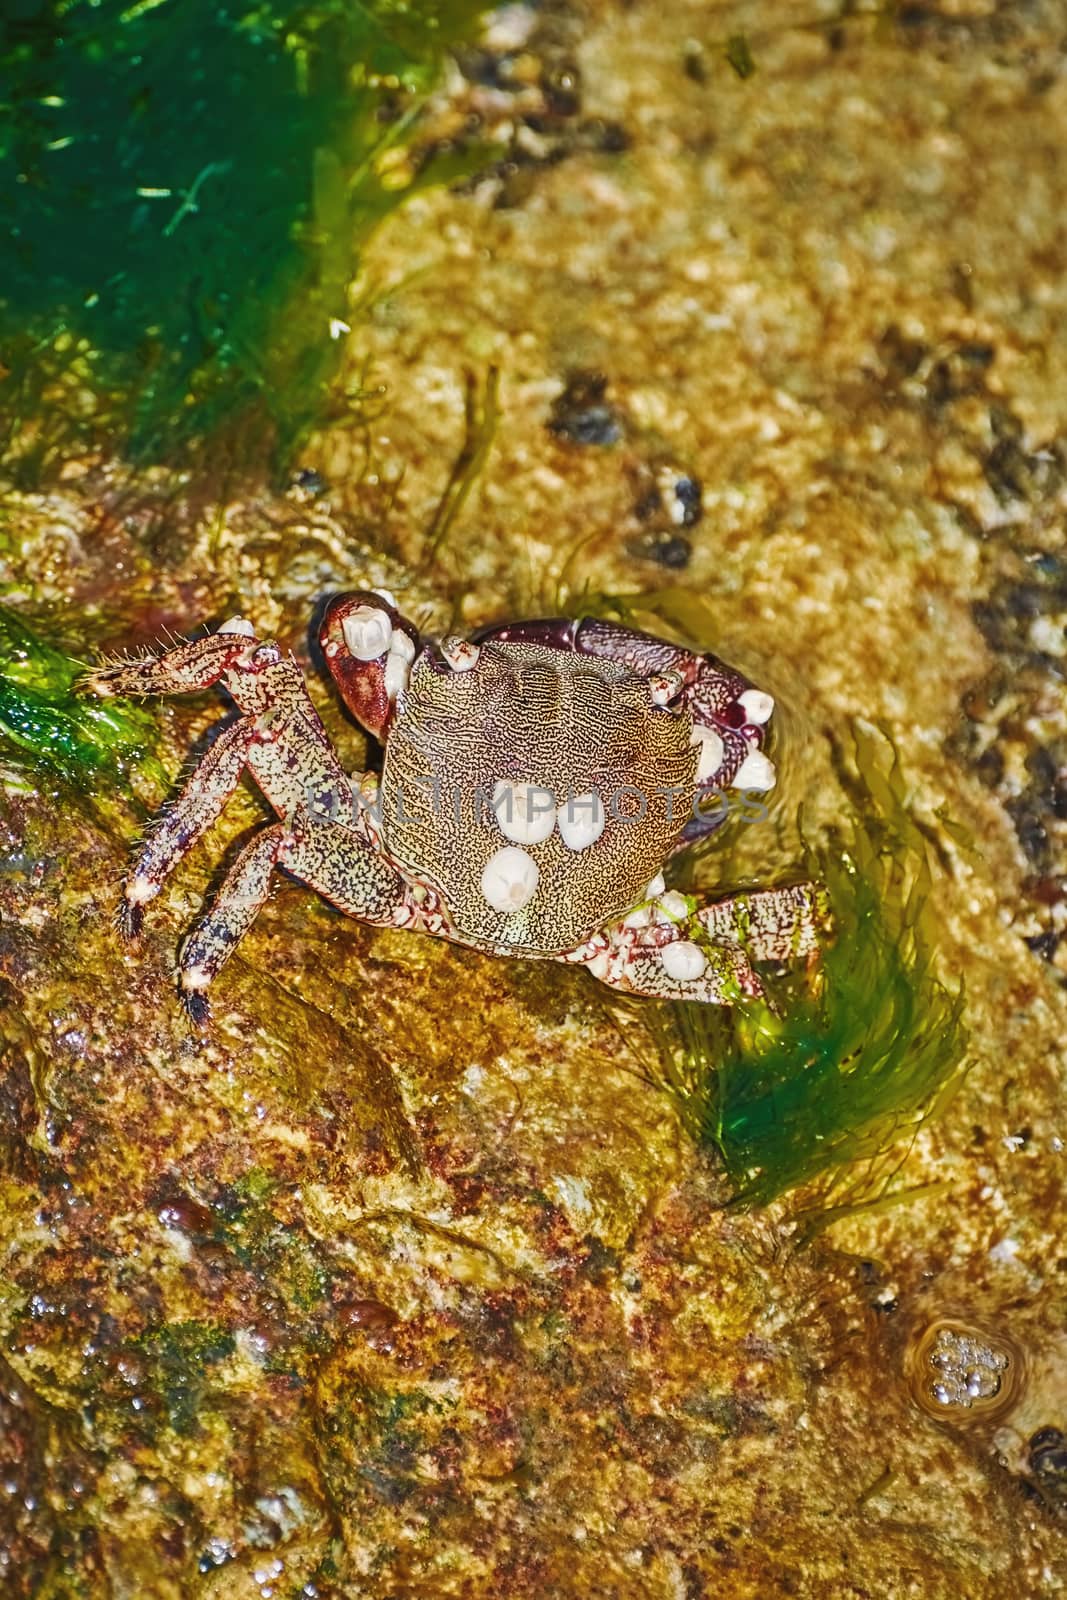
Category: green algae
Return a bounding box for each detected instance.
[648,722,968,1208]
[0,0,490,480]
[423,364,501,563]
[136,1318,237,1433]
[0,605,161,787]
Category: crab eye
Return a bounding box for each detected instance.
[342,605,393,661]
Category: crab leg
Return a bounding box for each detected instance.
[178,814,412,1022]
[121,719,259,936]
[582,931,766,1004]
[697,882,827,962]
[90,625,375,934]
[87,631,252,698]
[574,880,826,1003]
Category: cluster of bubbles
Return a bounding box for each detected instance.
[906,1317,1026,1423]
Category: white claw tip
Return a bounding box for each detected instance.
[660,940,707,982]
[691,725,725,783]
[738,689,775,725]
[384,627,417,701]
[389,630,416,664]
[342,605,393,662]
[492,780,556,846]
[441,636,481,672]
[383,651,410,702]
[480,846,540,914]
[557,791,606,851]
[217,616,255,637]
[733,749,776,792]
[645,874,666,898]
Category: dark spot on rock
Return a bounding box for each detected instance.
[547,371,623,447]
[1025,930,1060,962]
[1026,747,1059,795]
[542,62,582,118]
[673,476,703,523]
[630,532,692,569]
[456,47,517,91]
[157,1194,215,1238]
[579,1234,622,1283]
[291,467,326,495]
[1007,798,1050,869]
[957,341,995,368]
[580,117,629,154]
[878,324,927,382]
[974,746,1004,787]
[982,414,1064,505]
[653,535,693,568]
[682,41,708,83]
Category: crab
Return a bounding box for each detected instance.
[88,594,824,1021]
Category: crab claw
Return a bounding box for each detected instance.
[320,591,420,740]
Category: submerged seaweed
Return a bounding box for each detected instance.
[0,605,160,787]
[0,0,489,479]
[643,722,967,1209]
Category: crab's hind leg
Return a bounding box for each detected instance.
[178,814,412,1022]
[573,880,827,1004]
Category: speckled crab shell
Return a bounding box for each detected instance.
[380,638,699,955]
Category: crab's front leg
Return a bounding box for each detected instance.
[570,881,827,1003]
[178,811,428,1022]
[87,622,360,935]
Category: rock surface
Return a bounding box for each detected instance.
[1,1,1065,1595]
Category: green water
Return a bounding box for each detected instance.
[0,0,486,477]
